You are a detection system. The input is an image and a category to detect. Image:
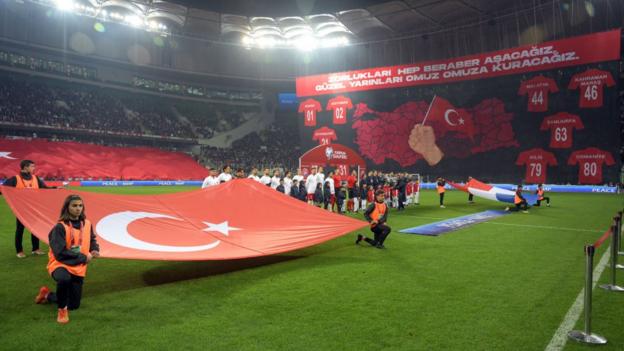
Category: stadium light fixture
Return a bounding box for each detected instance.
[53,0,74,11]
[125,14,144,27]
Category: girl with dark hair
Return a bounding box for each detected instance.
[34,194,100,324]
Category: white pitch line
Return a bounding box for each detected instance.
[405,216,602,233]
[544,246,611,351]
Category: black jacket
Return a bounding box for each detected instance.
[49,220,99,266]
[290,186,299,198]
[395,178,407,194]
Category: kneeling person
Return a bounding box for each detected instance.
[356,189,391,249]
[35,195,100,324]
[505,185,529,213]
[535,184,550,207]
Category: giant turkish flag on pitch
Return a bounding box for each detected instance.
[425,96,475,138]
[1,180,368,260]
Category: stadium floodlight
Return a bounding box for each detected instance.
[53,0,74,11]
[319,36,349,48]
[293,35,318,51]
[257,36,277,48]
[241,35,253,46]
[125,15,144,27]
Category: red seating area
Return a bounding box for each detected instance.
[0,138,208,180]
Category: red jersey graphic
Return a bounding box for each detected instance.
[326,95,353,125]
[539,112,584,149]
[515,148,558,184]
[518,75,558,112]
[298,99,322,127]
[568,147,615,184]
[568,69,615,108]
[312,126,337,145]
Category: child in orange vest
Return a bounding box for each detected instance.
[437,177,446,208]
[505,185,529,213]
[356,189,391,249]
[535,184,551,207]
[35,194,100,324]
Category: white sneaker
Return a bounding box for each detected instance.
[547,203,550,207]
[440,205,446,208]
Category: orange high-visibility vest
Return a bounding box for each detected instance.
[437,184,445,194]
[537,189,544,200]
[370,202,387,227]
[15,174,39,189]
[47,220,92,277]
[514,193,523,204]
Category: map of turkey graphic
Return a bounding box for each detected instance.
[351,98,519,166]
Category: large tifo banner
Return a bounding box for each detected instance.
[296,30,621,184]
[0,138,209,180]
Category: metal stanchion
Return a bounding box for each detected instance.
[616,214,624,268]
[568,245,607,345]
[599,222,624,291]
[618,211,623,257]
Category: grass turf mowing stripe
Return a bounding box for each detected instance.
[544,245,611,351]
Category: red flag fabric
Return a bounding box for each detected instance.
[0,138,208,180]
[1,179,368,260]
[425,96,475,138]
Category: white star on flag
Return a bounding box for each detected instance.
[458,118,465,125]
[0,152,16,159]
[202,221,241,237]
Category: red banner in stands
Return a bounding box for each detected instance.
[2,180,368,260]
[0,138,208,180]
[296,29,621,97]
[299,143,366,177]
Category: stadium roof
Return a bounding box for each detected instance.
[37,0,557,49]
[176,0,542,39]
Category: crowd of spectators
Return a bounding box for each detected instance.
[199,125,300,171]
[0,74,257,140]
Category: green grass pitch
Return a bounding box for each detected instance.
[0,187,623,350]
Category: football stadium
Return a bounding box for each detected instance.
[0,0,623,349]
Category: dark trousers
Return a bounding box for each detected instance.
[535,197,550,206]
[336,200,344,214]
[510,200,528,211]
[468,194,474,202]
[398,192,406,210]
[439,192,445,205]
[15,218,39,253]
[50,268,84,310]
[364,223,391,246]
